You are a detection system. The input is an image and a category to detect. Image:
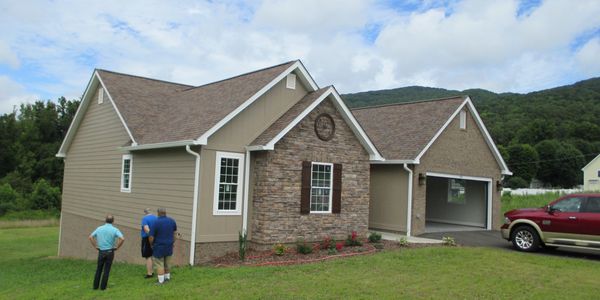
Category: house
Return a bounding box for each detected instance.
[352,97,511,236]
[582,154,600,191]
[56,60,509,265]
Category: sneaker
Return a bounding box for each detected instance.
[165,278,170,282]
[144,274,154,279]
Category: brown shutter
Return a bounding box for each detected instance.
[332,163,342,214]
[300,161,311,214]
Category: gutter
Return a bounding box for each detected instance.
[185,145,201,266]
[121,140,195,151]
[242,150,251,234]
[403,163,413,237]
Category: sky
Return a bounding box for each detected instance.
[0,0,599,114]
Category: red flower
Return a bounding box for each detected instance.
[351,231,358,240]
[336,242,344,251]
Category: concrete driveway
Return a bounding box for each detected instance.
[420,230,600,261]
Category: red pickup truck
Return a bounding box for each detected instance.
[501,194,600,252]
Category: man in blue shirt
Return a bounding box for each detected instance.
[149,207,178,285]
[140,208,157,278]
[88,215,125,290]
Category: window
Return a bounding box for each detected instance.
[121,154,132,192]
[213,152,244,215]
[551,197,583,213]
[448,179,466,204]
[310,162,333,213]
[597,169,600,177]
[286,73,296,89]
[98,87,104,104]
[459,110,466,129]
[584,197,600,213]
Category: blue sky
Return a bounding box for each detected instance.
[0,0,599,114]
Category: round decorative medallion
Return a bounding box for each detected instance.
[314,113,335,141]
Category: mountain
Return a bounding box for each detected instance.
[342,77,600,188]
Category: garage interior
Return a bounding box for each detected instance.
[425,176,489,233]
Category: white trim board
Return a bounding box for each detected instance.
[248,87,384,161]
[413,97,511,175]
[56,71,137,157]
[582,154,600,171]
[195,61,319,145]
[212,151,245,216]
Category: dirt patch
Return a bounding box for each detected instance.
[207,240,441,267]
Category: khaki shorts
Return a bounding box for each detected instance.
[152,255,172,272]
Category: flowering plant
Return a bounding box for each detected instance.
[273,243,286,256]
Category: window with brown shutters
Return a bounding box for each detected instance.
[300,161,342,214]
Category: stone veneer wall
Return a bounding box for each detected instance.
[251,98,371,245]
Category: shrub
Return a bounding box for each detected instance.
[272,243,286,256]
[368,232,382,243]
[327,247,337,255]
[345,231,363,247]
[296,239,313,255]
[505,176,529,189]
[30,179,61,211]
[321,236,335,250]
[398,237,409,247]
[0,184,19,216]
[335,242,344,251]
[442,236,456,247]
[238,230,248,261]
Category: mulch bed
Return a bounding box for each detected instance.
[208,239,442,267]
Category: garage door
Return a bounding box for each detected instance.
[425,175,490,230]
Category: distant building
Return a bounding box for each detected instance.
[582,154,600,191]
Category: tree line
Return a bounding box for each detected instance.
[0,98,79,216]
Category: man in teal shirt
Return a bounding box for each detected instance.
[88,215,125,290]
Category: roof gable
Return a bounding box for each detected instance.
[582,154,600,171]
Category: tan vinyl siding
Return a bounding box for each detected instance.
[61,87,195,241]
[195,76,309,242]
[369,164,408,232]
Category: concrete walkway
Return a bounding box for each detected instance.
[371,230,443,244]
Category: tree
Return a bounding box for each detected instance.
[0,183,19,215]
[30,179,61,211]
[535,140,586,188]
[506,144,539,184]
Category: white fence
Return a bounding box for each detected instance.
[501,188,582,196]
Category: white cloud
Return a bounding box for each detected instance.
[0,0,599,113]
[0,76,38,114]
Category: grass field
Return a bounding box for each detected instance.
[2,227,600,299]
[501,192,561,214]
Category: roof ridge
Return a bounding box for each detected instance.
[350,95,467,111]
[180,60,298,92]
[95,68,194,88]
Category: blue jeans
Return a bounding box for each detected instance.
[93,249,114,290]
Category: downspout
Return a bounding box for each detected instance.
[403,163,413,237]
[242,150,251,234]
[185,145,201,266]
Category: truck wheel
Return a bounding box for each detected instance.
[511,226,540,252]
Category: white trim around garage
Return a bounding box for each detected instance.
[425,171,493,230]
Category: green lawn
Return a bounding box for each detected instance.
[2,227,600,299]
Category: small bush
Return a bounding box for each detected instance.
[345,231,363,247]
[30,179,61,211]
[272,243,286,256]
[0,184,19,216]
[335,242,344,251]
[368,232,382,243]
[398,237,409,247]
[327,247,337,255]
[321,236,335,250]
[296,239,313,255]
[442,236,456,247]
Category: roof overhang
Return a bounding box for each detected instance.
[247,86,384,161]
[56,70,137,158]
[412,96,512,176]
[119,140,196,152]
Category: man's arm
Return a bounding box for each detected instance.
[115,237,125,250]
[148,236,154,245]
[143,225,150,234]
[88,235,98,249]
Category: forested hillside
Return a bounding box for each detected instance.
[344,77,600,188]
[0,98,79,217]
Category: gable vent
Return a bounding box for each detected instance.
[286,73,296,90]
[98,87,104,104]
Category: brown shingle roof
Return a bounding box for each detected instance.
[97,61,296,144]
[351,96,466,161]
[251,87,331,146]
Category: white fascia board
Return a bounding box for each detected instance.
[195,61,318,145]
[246,145,271,151]
[425,171,493,182]
[329,88,384,161]
[95,72,137,146]
[413,97,512,176]
[56,72,98,158]
[463,97,512,175]
[582,154,600,171]
[370,159,417,164]
[119,140,195,151]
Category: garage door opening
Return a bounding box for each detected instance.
[424,174,492,233]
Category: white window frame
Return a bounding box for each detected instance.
[98,87,104,104]
[310,162,333,214]
[213,151,245,216]
[459,110,466,129]
[286,73,296,89]
[120,154,132,192]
